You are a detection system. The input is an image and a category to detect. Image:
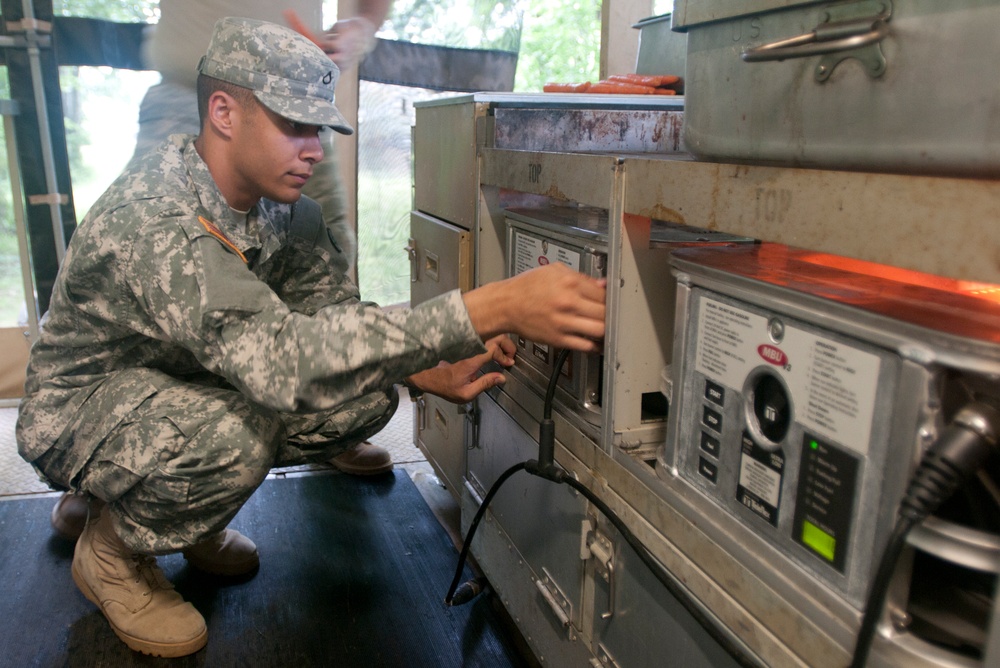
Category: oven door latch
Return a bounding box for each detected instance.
[581,518,616,620]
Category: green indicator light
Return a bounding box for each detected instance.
[811,440,819,450]
[802,521,836,562]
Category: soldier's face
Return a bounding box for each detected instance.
[231,101,325,205]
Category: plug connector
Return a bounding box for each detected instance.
[899,402,999,524]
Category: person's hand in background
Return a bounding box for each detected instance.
[284,9,380,70]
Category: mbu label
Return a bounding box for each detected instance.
[511,230,581,275]
[736,432,783,527]
[694,295,881,455]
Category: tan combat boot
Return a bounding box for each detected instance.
[50,492,89,541]
[183,529,259,576]
[72,505,208,657]
[330,440,393,475]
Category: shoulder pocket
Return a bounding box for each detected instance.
[177,218,278,316]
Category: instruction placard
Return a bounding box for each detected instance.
[511,230,581,275]
[694,295,881,455]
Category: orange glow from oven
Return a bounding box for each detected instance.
[798,251,1000,305]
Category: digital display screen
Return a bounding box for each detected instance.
[801,520,836,562]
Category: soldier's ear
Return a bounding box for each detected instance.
[205,91,238,138]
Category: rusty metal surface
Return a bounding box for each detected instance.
[624,156,1000,284]
[481,147,1000,283]
[494,108,685,154]
[480,150,618,209]
[416,98,1000,668]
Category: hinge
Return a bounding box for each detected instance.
[404,237,417,282]
[589,643,623,668]
[461,401,478,450]
[581,518,616,619]
[534,567,576,640]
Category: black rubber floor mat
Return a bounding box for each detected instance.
[0,471,529,667]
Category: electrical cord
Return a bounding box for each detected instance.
[445,350,573,605]
[849,402,999,668]
[444,460,526,606]
[447,346,1000,666]
[445,348,761,668]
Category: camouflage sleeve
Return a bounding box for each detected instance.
[128,216,485,413]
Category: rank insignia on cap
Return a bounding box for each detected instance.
[198,216,248,264]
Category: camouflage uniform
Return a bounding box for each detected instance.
[17,21,485,554]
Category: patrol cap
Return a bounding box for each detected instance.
[198,16,353,135]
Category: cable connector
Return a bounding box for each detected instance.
[899,402,999,524]
[446,576,487,606]
[851,401,999,668]
[525,418,566,481]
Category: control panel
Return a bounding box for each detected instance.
[658,244,1000,608]
[506,207,607,425]
[675,288,899,600]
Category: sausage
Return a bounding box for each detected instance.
[587,81,657,95]
[542,82,591,93]
[605,73,681,88]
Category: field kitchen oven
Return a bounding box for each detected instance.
[410,82,999,667]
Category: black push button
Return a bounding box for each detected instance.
[700,431,720,457]
[698,457,718,484]
[702,406,722,433]
[705,380,725,406]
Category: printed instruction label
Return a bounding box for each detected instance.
[737,432,784,527]
[512,230,581,275]
[694,295,881,455]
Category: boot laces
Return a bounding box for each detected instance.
[128,554,173,596]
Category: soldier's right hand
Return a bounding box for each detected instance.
[463,263,606,353]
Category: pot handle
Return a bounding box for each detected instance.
[742,16,888,62]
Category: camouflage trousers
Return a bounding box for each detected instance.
[35,369,396,554]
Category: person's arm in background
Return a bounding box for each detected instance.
[285,0,392,71]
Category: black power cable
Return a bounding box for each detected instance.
[444,460,525,606]
[445,348,761,668]
[850,403,999,667]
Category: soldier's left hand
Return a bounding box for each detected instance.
[406,336,515,404]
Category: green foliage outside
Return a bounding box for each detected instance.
[52,1,158,213]
[356,1,602,305]
[377,0,603,95]
[516,1,602,92]
[53,0,158,21]
[0,67,21,326]
[378,0,524,51]
[0,2,159,326]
